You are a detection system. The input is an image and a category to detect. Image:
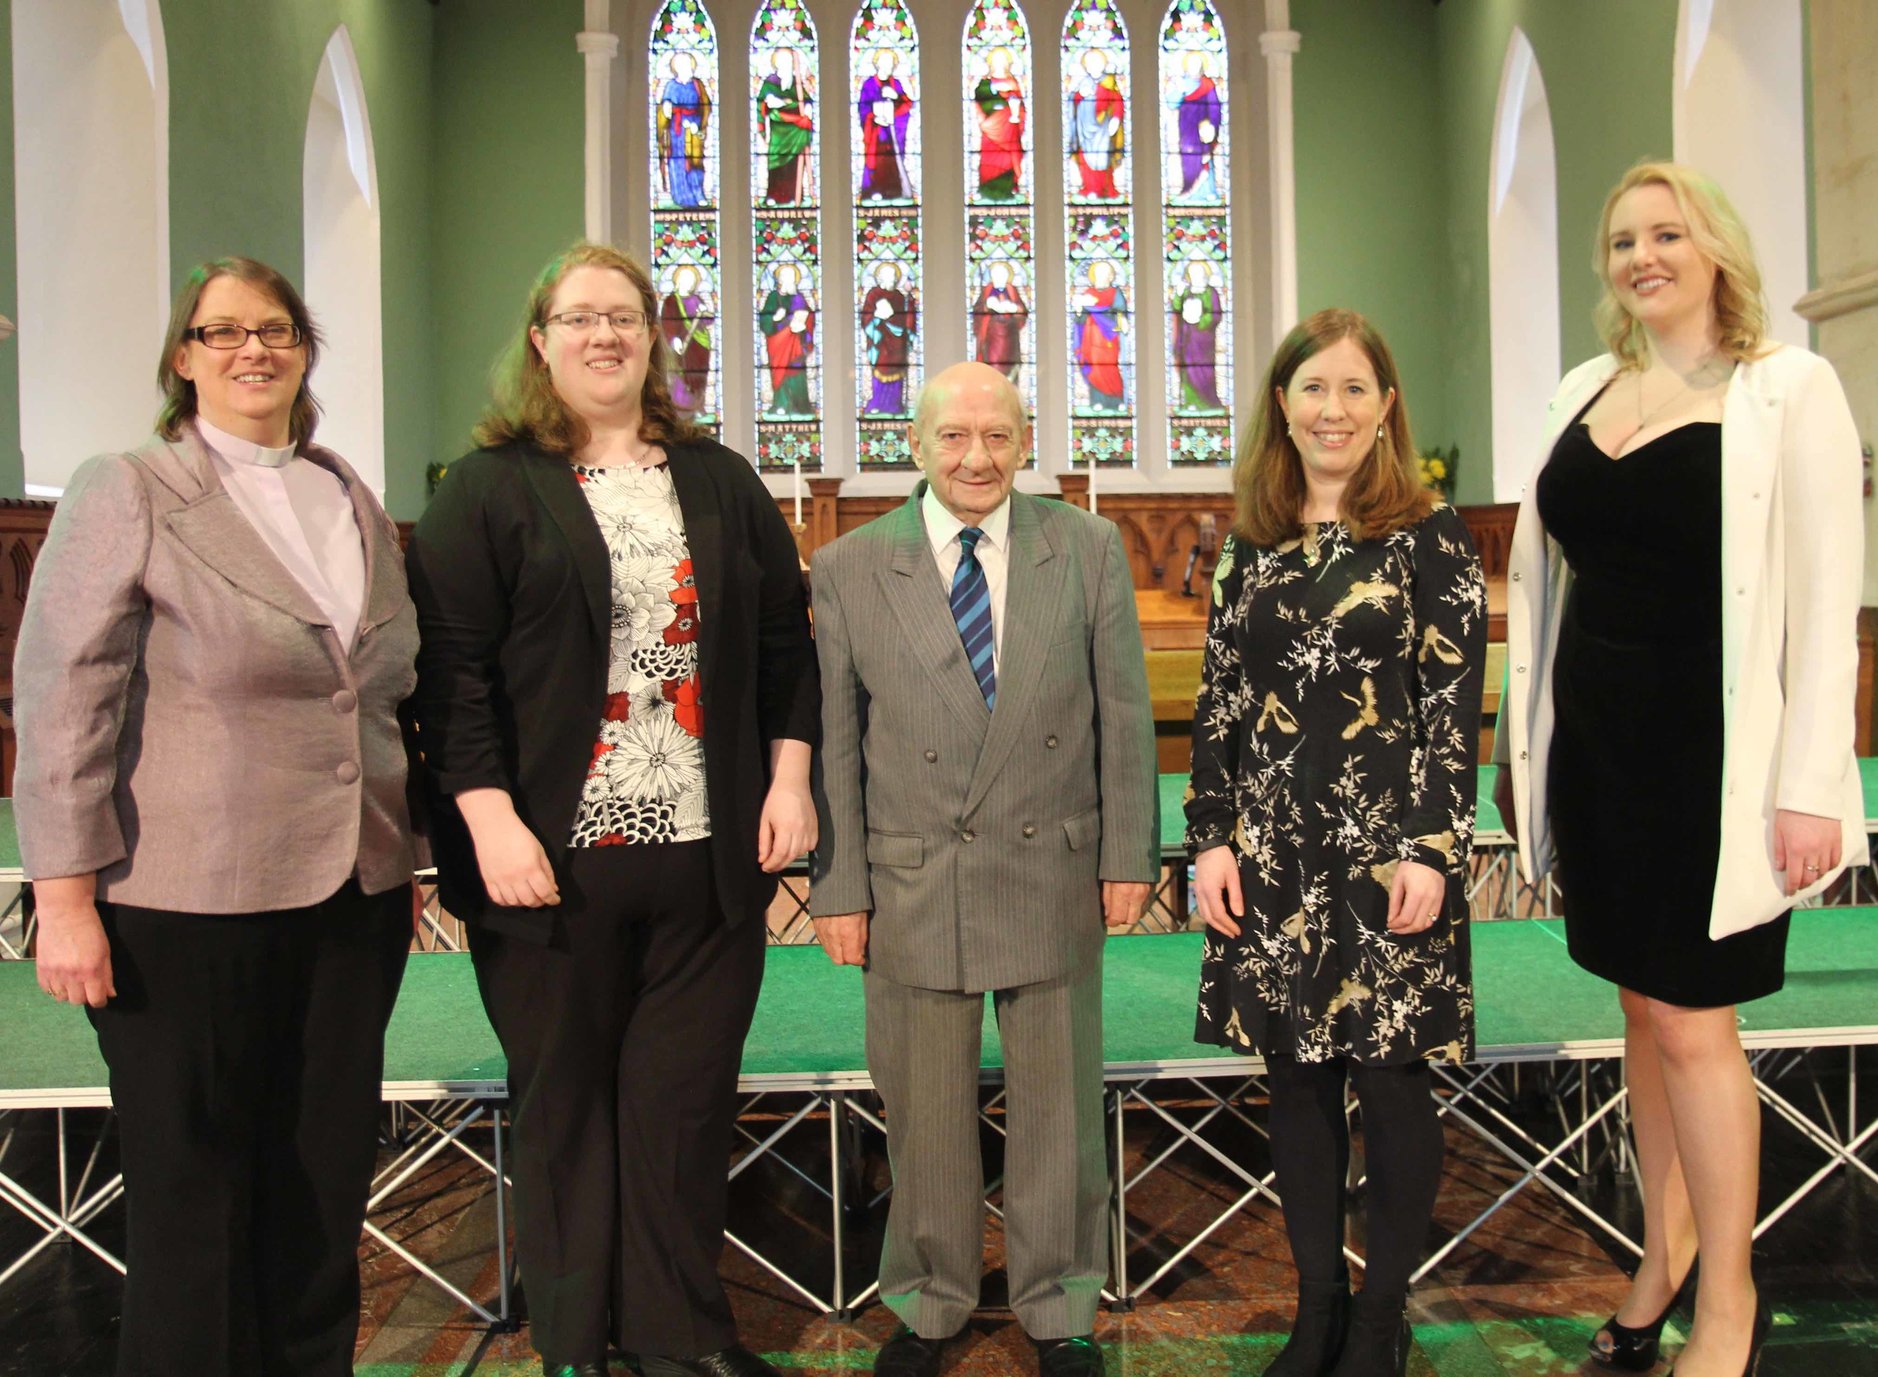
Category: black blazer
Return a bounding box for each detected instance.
[405,436,819,942]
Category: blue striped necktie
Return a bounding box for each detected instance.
[950,526,997,708]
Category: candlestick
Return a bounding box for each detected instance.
[1087,453,1099,516]
[791,456,803,528]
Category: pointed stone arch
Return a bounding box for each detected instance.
[1674,0,1808,346]
[12,0,169,493]
[303,24,384,491]
[1487,27,1559,501]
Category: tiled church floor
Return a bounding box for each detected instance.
[2,1087,1874,1376]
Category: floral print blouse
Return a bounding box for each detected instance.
[1185,505,1487,1065]
[569,462,710,847]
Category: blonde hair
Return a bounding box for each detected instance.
[1233,308,1433,546]
[1593,161,1771,370]
[474,241,706,454]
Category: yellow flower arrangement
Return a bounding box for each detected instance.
[1416,445,1459,499]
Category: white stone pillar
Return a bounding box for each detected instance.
[578,3,619,244]
[1262,0,1300,343]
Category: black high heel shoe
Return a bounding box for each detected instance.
[1668,1294,1772,1377]
[1590,1258,1698,1370]
[1263,1278,1350,1376]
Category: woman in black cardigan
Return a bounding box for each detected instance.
[407,242,818,1377]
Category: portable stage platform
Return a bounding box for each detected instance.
[2,911,1873,1323]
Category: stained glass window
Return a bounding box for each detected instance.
[1160,0,1232,465]
[649,0,721,434]
[851,0,921,469]
[963,1,1035,445]
[1062,0,1135,470]
[751,0,822,471]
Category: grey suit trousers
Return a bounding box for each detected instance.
[864,954,1108,1340]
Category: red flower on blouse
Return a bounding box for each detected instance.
[665,559,700,646]
[664,672,705,738]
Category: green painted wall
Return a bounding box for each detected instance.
[1290,0,1678,504]
[1430,0,1678,502]
[1291,0,1451,465]
[428,0,585,469]
[157,0,438,517]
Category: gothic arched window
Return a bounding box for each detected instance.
[963,0,1036,441]
[649,0,722,433]
[851,0,922,469]
[751,0,823,470]
[1062,0,1136,470]
[1159,0,1233,465]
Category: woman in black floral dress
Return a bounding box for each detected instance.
[1186,310,1486,1377]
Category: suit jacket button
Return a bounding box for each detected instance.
[1023,824,1037,838]
[962,830,976,843]
[924,749,937,762]
[335,761,360,785]
[332,689,358,714]
[1045,735,1058,748]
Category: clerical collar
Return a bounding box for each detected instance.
[195,416,298,470]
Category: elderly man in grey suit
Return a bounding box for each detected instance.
[810,361,1157,1377]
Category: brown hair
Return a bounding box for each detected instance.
[474,241,707,454]
[1592,160,1771,370]
[156,257,323,444]
[1232,308,1433,546]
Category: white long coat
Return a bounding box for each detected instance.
[1496,344,1867,938]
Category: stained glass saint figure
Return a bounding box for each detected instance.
[1170,258,1223,412]
[657,51,712,208]
[760,261,816,416]
[1067,49,1124,199]
[971,260,1029,382]
[973,46,1025,201]
[758,47,814,204]
[660,263,715,413]
[860,262,915,415]
[1074,259,1127,409]
[1170,50,1221,200]
[858,51,914,201]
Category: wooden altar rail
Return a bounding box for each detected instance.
[793,480,1521,594]
[0,493,1863,797]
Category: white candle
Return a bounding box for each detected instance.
[792,456,803,527]
[1087,453,1099,516]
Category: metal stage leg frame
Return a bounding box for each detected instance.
[365,1099,514,1326]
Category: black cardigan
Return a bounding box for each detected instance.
[405,437,819,942]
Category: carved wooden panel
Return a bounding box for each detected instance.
[0,501,55,794]
[1456,502,1517,579]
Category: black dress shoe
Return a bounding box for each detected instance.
[1034,1336,1105,1377]
[641,1346,780,1377]
[874,1326,952,1377]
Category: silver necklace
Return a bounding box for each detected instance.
[1614,356,1728,452]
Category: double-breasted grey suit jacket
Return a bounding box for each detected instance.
[809,486,1158,993]
[13,429,422,913]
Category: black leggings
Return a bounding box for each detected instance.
[1264,1055,1444,1299]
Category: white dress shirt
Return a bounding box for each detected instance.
[196,417,366,649]
[922,484,1010,676]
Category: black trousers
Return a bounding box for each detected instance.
[1264,1055,1445,1301]
[468,841,766,1363]
[89,880,412,1377]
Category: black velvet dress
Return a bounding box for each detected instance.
[1536,402,1789,1006]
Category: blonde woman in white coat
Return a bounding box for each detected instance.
[1494,162,1865,1377]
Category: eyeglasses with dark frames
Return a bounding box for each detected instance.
[185,322,303,350]
[543,310,651,336]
